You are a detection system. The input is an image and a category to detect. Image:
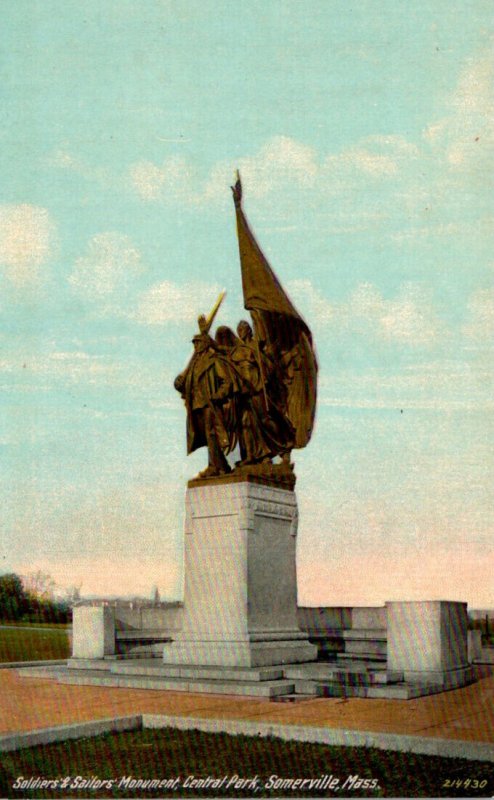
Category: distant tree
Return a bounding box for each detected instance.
[0,573,29,620]
[22,570,56,600]
[152,586,160,605]
[20,571,71,624]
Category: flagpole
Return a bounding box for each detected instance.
[255,337,269,413]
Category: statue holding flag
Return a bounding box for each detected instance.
[230,172,317,457]
[174,172,317,483]
[229,318,294,467]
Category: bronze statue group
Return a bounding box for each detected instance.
[174,316,306,479]
[175,173,317,480]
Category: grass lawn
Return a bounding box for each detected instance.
[1,728,492,798]
[0,621,70,630]
[0,627,70,662]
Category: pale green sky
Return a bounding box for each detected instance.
[1,1,492,605]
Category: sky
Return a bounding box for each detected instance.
[1,0,493,607]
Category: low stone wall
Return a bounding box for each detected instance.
[297,606,386,633]
[72,602,184,659]
[72,600,477,688]
[297,606,352,633]
[352,606,386,630]
[297,606,386,662]
[112,605,183,633]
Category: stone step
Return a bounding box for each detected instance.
[293,679,319,695]
[293,674,372,698]
[342,640,387,657]
[115,649,163,658]
[291,668,405,697]
[315,683,367,698]
[112,662,284,682]
[336,651,387,669]
[115,629,173,640]
[56,669,295,697]
[68,658,113,671]
[18,666,67,679]
[365,684,427,700]
[342,629,387,641]
[370,670,404,685]
[104,652,163,660]
[284,663,362,680]
[270,693,316,703]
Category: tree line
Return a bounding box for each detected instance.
[0,571,77,624]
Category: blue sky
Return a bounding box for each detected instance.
[1,1,492,605]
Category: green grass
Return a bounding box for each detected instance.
[1,728,492,798]
[0,621,70,629]
[0,627,70,662]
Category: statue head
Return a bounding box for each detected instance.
[215,325,237,350]
[192,333,210,353]
[237,320,253,341]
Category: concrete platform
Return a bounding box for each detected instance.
[23,663,295,698]
[1,666,493,762]
[17,656,482,702]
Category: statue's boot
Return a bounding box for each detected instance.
[197,464,231,479]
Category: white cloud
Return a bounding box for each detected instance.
[0,351,118,385]
[376,283,441,345]
[463,288,494,341]
[215,134,417,203]
[324,148,397,178]
[69,233,224,328]
[287,279,333,325]
[129,160,167,200]
[135,279,222,325]
[349,282,443,345]
[129,156,197,203]
[318,360,494,412]
[424,50,494,174]
[69,232,145,301]
[200,137,318,206]
[0,204,56,286]
[127,133,416,207]
[46,148,112,187]
[288,279,442,346]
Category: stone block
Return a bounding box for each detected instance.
[468,630,482,663]
[163,482,316,668]
[72,605,115,659]
[297,606,352,633]
[386,600,470,686]
[114,607,142,630]
[352,606,386,630]
[141,606,183,631]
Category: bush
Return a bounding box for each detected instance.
[0,574,29,621]
[0,572,72,625]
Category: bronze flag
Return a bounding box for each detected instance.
[232,172,318,448]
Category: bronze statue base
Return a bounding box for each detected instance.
[188,460,296,491]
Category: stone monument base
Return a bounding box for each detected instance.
[164,633,315,669]
[386,600,474,691]
[162,480,317,668]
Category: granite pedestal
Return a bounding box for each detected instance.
[162,480,317,668]
[72,605,115,659]
[386,601,473,690]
